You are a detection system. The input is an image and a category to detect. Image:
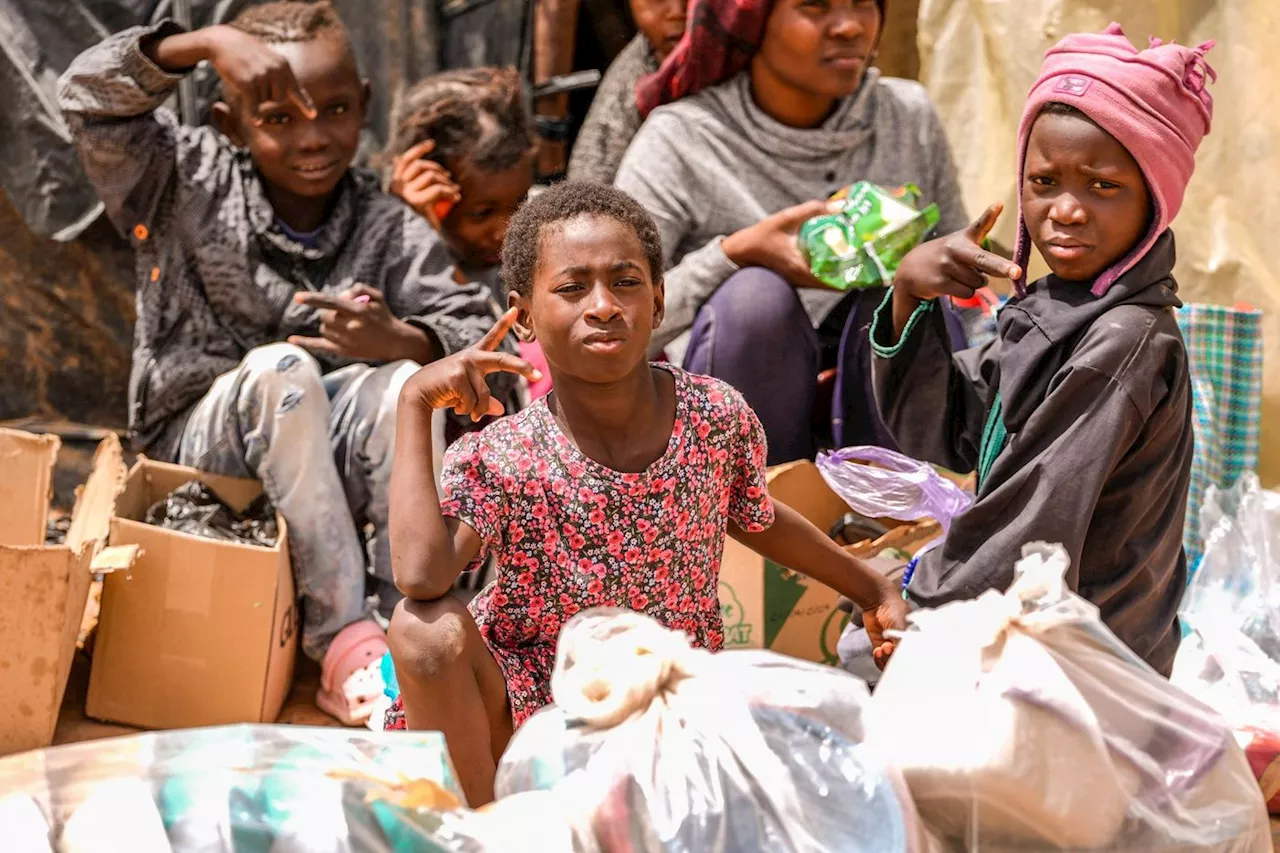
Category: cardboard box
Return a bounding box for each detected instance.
[717,459,942,666]
[87,459,296,729]
[0,429,132,756]
[717,461,856,665]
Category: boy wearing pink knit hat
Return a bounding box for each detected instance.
[868,23,1216,675]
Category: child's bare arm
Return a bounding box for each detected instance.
[390,309,541,600]
[731,502,908,660]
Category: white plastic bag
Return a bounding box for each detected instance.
[873,543,1270,852]
[495,608,934,853]
[1175,473,1280,812]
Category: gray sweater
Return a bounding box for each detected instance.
[614,69,968,361]
[567,35,657,186]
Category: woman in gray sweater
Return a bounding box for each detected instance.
[615,0,968,463]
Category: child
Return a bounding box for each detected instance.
[384,67,552,400]
[567,0,686,185]
[386,68,536,304]
[58,1,505,725]
[872,24,1215,676]
[384,182,908,805]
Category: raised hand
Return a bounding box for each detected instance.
[400,308,541,421]
[891,203,1023,303]
[389,139,461,230]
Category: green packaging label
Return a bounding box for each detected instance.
[799,181,941,290]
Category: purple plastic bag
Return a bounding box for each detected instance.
[815,447,972,534]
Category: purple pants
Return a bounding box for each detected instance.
[682,268,965,465]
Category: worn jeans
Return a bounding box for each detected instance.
[176,343,440,661]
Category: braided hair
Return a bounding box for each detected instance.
[387,67,535,175]
[230,0,349,45]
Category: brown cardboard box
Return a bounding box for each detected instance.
[716,459,943,666]
[86,459,297,729]
[0,429,132,756]
[717,460,855,666]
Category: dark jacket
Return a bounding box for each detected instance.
[58,23,506,457]
[871,231,1193,675]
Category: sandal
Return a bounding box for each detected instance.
[317,620,389,726]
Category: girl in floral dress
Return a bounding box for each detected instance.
[384,182,907,805]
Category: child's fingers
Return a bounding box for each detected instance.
[396,158,452,186]
[964,202,1004,245]
[952,239,1020,279]
[287,334,344,356]
[289,85,318,120]
[293,291,365,314]
[403,139,436,163]
[476,308,520,352]
[473,350,542,383]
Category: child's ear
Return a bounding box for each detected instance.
[652,275,666,330]
[508,290,536,342]
[210,101,245,147]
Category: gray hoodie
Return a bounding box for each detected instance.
[615,69,968,362]
[872,231,1192,675]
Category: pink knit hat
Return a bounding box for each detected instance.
[1012,23,1216,297]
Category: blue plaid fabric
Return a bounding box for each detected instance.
[1175,304,1265,571]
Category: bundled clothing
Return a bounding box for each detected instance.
[872,24,1216,675]
[615,68,967,459]
[566,35,659,185]
[58,22,513,659]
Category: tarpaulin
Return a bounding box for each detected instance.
[916,0,1280,485]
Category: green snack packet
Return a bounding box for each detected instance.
[799,181,941,290]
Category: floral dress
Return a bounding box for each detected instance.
[386,364,774,730]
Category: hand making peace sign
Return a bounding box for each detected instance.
[891,203,1024,303]
[400,308,542,421]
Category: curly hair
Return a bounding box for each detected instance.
[230,0,348,44]
[386,67,535,175]
[501,182,665,299]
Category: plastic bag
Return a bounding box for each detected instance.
[1174,473,1280,812]
[0,725,497,852]
[873,542,1270,852]
[816,446,973,535]
[494,608,936,853]
[798,182,940,291]
[145,481,279,547]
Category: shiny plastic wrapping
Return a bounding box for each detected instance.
[494,608,937,853]
[873,542,1271,852]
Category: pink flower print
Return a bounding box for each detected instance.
[708,388,724,405]
[568,461,586,478]
[532,502,548,519]
[523,480,540,497]
[555,550,570,568]
[746,485,763,499]
[591,563,607,578]
[536,459,549,477]
[491,590,509,607]
[697,421,712,440]
[625,547,643,563]
[564,601,580,616]
[630,593,650,610]
[654,565,670,582]
[643,527,658,545]
[589,509,606,525]
[516,455,533,473]
[621,472,641,484]
[570,534,586,550]
[503,475,518,492]
[517,571,535,586]
[587,578,604,595]
[528,595,546,616]
[578,486,597,504]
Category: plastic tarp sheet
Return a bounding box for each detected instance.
[916,0,1280,485]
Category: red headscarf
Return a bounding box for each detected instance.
[636,0,886,118]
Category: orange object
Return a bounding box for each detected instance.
[133,223,149,241]
[433,198,455,224]
[150,266,160,282]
